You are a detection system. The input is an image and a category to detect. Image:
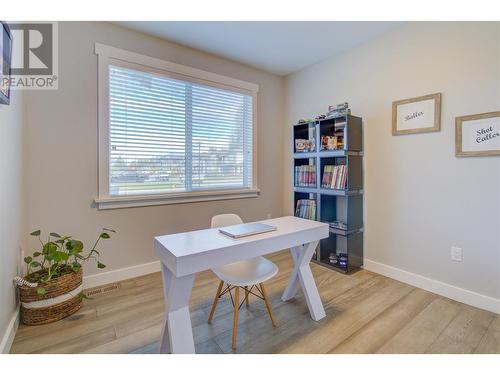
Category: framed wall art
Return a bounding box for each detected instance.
[0,21,12,105]
[392,93,441,135]
[455,111,500,157]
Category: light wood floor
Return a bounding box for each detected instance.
[10,251,500,354]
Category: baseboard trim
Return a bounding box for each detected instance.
[0,307,20,354]
[83,260,161,289]
[364,258,500,314]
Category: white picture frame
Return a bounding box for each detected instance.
[455,111,500,157]
[392,93,441,135]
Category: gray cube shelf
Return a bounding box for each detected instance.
[293,114,364,274]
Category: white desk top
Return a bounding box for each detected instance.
[155,216,329,277]
[155,216,326,258]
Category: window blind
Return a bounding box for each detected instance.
[108,64,253,196]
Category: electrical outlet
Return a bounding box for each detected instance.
[266,213,272,219]
[451,246,463,262]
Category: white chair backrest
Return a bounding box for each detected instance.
[211,214,243,228]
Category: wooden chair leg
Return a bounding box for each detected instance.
[244,286,250,306]
[208,280,224,324]
[259,283,277,327]
[232,287,240,350]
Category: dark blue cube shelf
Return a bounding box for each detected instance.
[293,114,364,274]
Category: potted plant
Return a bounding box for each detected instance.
[14,228,114,325]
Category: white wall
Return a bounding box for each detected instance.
[23,22,285,278]
[0,89,24,352]
[285,22,500,301]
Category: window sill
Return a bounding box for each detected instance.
[94,188,260,210]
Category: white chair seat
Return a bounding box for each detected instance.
[212,256,278,287]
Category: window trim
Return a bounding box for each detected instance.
[94,43,259,210]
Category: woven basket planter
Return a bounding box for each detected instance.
[19,268,83,325]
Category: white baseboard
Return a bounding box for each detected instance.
[83,260,161,289]
[364,258,500,314]
[0,308,20,354]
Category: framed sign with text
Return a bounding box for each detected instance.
[392,93,441,135]
[455,111,500,157]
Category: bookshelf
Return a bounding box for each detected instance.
[293,114,363,273]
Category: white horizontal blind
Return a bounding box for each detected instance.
[108,64,253,196]
[191,84,252,190]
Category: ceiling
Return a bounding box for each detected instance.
[116,22,404,76]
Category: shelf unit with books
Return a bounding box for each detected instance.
[293,114,364,273]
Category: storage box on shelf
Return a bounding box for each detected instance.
[292,114,364,274]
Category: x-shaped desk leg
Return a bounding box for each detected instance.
[281,240,326,321]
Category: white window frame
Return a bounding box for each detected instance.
[94,43,259,210]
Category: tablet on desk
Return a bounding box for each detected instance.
[218,223,277,238]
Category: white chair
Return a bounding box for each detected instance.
[208,214,278,350]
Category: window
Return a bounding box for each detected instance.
[95,44,259,209]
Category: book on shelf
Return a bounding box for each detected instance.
[321,164,347,190]
[295,199,316,220]
[294,165,316,187]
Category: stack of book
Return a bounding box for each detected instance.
[295,199,316,220]
[329,220,347,230]
[327,102,351,118]
[294,165,316,187]
[321,165,347,190]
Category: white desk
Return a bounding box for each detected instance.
[154,216,329,354]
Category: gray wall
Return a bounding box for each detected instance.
[285,22,500,299]
[22,22,286,277]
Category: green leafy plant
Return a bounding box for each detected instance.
[24,228,115,296]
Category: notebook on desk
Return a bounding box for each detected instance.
[218,223,277,238]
